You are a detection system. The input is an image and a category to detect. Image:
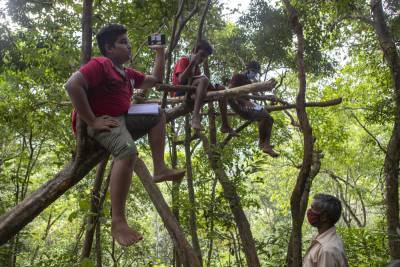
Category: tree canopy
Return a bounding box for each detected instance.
[0,0,399,266]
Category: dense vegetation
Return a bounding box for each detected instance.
[0,0,399,266]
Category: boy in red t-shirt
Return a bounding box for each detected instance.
[172,40,233,133]
[65,24,185,246]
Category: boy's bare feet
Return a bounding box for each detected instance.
[111,219,143,247]
[153,167,185,183]
[220,125,237,135]
[260,143,279,158]
[191,116,203,131]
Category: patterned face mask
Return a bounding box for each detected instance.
[306,208,321,227]
[247,70,257,80]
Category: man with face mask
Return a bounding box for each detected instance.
[304,194,348,267]
[216,61,279,157]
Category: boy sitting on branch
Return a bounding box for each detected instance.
[216,61,279,157]
[65,24,185,246]
[172,40,233,133]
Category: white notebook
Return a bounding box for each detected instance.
[128,104,159,115]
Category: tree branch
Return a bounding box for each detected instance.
[351,112,387,154]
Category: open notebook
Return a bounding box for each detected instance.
[128,103,159,115]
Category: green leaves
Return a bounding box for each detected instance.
[79,258,95,267]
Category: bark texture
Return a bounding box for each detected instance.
[282,1,314,266]
[133,159,201,267]
[0,124,107,244]
[199,110,261,267]
[370,0,400,259]
[81,156,109,260]
[80,0,93,65]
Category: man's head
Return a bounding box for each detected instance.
[192,39,213,65]
[245,61,261,80]
[307,194,342,228]
[96,24,131,63]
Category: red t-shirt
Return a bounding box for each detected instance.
[171,56,201,97]
[72,57,145,133]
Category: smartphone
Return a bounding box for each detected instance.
[148,33,165,45]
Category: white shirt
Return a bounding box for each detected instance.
[303,226,348,267]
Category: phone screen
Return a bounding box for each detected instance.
[148,34,165,45]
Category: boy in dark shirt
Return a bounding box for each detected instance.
[172,40,233,133]
[65,24,185,246]
[219,61,279,157]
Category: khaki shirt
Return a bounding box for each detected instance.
[303,226,348,267]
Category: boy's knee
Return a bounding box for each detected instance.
[114,140,138,160]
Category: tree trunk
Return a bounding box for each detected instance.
[81,156,109,260]
[206,177,218,267]
[370,0,400,259]
[133,159,201,267]
[95,220,102,267]
[81,0,93,65]
[0,109,204,264]
[287,151,322,265]
[201,106,260,267]
[0,138,107,244]
[282,1,314,266]
[184,115,203,264]
[196,0,212,44]
[170,121,183,267]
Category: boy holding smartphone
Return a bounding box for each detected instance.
[65,24,185,246]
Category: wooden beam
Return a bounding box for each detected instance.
[205,79,277,101]
[156,84,196,92]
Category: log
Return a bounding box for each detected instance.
[134,159,201,266]
[0,142,107,244]
[204,79,277,101]
[54,80,278,107]
[155,79,276,100]
[0,120,107,244]
[265,97,342,112]
[156,84,196,92]
[0,122,200,265]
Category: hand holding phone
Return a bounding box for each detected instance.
[148,33,165,45]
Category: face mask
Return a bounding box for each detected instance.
[306,208,320,227]
[247,71,257,80]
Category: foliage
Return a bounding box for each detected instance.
[0,0,396,266]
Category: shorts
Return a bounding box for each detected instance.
[172,75,210,97]
[87,113,161,159]
[228,99,271,121]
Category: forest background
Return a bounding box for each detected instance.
[0,0,399,266]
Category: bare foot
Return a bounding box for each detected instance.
[220,125,237,136]
[191,117,203,131]
[111,220,143,247]
[154,168,185,183]
[260,143,279,158]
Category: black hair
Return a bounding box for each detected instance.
[195,39,213,55]
[314,193,342,225]
[96,24,127,56]
[246,61,261,72]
